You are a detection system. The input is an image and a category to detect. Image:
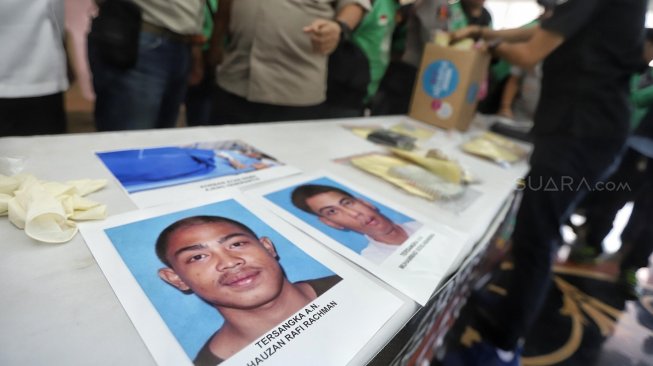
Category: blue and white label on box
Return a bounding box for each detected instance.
[422,60,459,99]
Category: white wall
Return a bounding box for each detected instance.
[485,1,541,29]
[485,0,653,29]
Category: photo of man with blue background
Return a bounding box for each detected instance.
[103,199,338,364]
[265,177,421,264]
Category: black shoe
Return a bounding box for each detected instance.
[469,290,511,350]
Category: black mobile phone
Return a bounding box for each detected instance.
[366,129,416,150]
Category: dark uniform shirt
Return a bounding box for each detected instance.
[534,0,646,139]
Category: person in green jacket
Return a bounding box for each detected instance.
[369,0,494,116]
[322,0,401,117]
[629,65,653,130]
[353,0,401,104]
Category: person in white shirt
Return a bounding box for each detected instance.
[0,0,69,136]
[291,184,421,264]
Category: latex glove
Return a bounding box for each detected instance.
[9,182,77,243]
[1,174,107,243]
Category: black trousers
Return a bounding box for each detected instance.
[185,62,216,126]
[0,93,66,136]
[368,61,417,116]
[620,179,653,271]
[484,135,626,349]
[581,148,651,255]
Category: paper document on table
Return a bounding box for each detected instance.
[246,172,472,305]
[79,190,404,366]
[95,139,301,208]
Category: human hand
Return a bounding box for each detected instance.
[303,19,341,55]
[450,25,481,44]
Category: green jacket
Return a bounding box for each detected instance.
[352,0,401,102]
[201,0,218,51]
[630,68,653,130]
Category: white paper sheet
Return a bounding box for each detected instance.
[79,190,403,366]
[245,173,472,305]
[95,140,302,208]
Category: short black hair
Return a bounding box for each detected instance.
[291,184,354,214]
[155,215,258,267]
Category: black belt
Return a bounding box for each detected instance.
[141,21,202,44]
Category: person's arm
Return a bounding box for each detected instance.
[303,3,366,55]
[63,30,76,86]
[491,0,602,70]
[451,23,561,69]
[451,24,537,44]
[497,74,520,119]
[188,44,204,86]
[207,0,231,67]
[491,27,564,70]
[335,3,366,30]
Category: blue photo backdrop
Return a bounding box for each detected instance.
[264,177,414,254]
[104,199,335,359]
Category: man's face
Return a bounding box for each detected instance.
[305,191,396,238]
[159,222,285,310]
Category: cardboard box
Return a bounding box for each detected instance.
[409,43,490,131]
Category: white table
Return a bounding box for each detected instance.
[0,116,529,365]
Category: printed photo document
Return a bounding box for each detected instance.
[96,140,301,208]
[247,173,471,305]
[79,191,403,366]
